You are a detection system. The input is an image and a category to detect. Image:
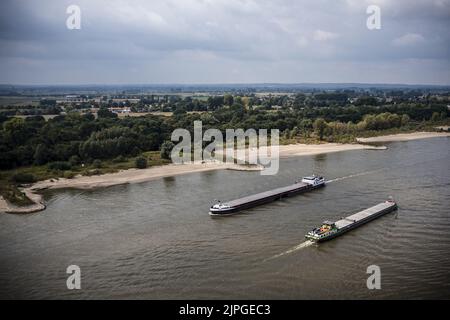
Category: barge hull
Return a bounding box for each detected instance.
[314,201,397,242]
[210,182,324,215]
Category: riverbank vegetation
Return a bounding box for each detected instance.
[1,92,449,206]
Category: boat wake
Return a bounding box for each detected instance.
[326,155,450,185]
[326,169,382,184]
[265,240,314,261]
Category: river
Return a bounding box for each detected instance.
[1,137,449,299]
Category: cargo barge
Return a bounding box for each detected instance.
[305,199,398,242]
[209,176,325,216]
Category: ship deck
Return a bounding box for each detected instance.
[335,202,396,229]
[224,182,311,207]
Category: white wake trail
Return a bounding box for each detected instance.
[326,169,383,184]
[266,240,314,261]
[266,169,387,261]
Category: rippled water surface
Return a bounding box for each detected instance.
[1,137,449,299]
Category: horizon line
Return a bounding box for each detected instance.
[1,82,450,88]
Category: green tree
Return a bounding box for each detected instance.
[92,159,102,168]
[160,141,174,160]
[11,172,36,183]
[48,161,72,171]
[33,144,50,165]
[431,112,440,122]
[3,117,31,145]
[313,118,327,140]
[135,156,148,169]
[401,114,410,126]
[69,155,81,166]
[290,126,299,139]
[224,94,234,106]
[97,107,118,119]
[299,119,312,137]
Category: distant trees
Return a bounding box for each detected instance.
[97,107,117,119]
[48,161,72,171]
[224,94,234,106]
[207,96,224,110]
[314,92,348,105]
[313,118,327,140]
[173,106,187,116]
[3,118,32,145]
[0,110,171,170]
[69,155,81,166]
[359,113,402,131]
[354,96,378,106]
[11,172,36,183]
[40,99,56,107]
[0,93,449,171]
[92,159,102,169]
[431,112,446,122]
[401,114,410,126]
[34,144,50,165]
[306,111,420,142]
[79,127,139,160]
[299,119,313,132]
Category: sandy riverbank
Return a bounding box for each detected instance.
[30,162,262,192]
[3,133,446,214]
[278,143,384,157]
[356,131,450,143]
[214,142,384,163]
[1,142,381,214]
[28,143,380,192]
[0,189,46,214]
[0,162,261,214]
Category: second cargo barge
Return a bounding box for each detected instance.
[305,199,398,242]
[209,176,325,216]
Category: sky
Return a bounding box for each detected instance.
[0,0,449,85]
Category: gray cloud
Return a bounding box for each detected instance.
[0,0,449,84]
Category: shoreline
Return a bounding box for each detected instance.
[0,188,46,214]
[0,162,261,214]
[1,131,448,214]
[27,142,382,192]
[0,142,378,214]
[356,131,450,143]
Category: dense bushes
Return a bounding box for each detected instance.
[48,161,72,171]
[135,156,148,169]
[0,100,448,171]
[160,141,174,160]
[0,113,168,170]
[10,172,36,183]
[92,159,102,168]
[69,155,81,166]
[312,112,412,140]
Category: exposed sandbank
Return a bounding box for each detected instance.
[1,142,381,214]
[278,143,384,157]
[0,189,45,214]
[356,131,450,143]
[4,133,446,214]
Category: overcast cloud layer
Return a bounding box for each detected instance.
[0,0,449,85]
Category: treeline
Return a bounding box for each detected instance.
[135,92,449,112]
[0,109,171,170]
[308,113,412,142]
[0,105,62,116]
[0,103,448,170]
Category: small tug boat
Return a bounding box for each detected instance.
[305,199,398,242]
[210,175,325,216]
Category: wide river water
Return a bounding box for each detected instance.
[1,137,449,299]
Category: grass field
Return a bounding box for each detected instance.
[0,96,40,107]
